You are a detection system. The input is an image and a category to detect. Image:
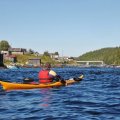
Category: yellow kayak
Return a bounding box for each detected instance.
[0,75,83,91]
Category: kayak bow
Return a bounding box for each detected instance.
[0,75,83,91]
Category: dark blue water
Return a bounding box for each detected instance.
[0,67,120,120]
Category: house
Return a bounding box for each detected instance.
[28,58,41,66]
[49,53,59,59]
[4,55,17,63]
[8,48,27,55]
[1,50,10,55]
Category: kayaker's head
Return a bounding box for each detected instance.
[43,62,51,70]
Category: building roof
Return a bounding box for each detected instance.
[8,48,26,52]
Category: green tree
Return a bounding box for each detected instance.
[0,40,11,51]
[28,49,34,54]
[43,51,50,56]
[54,52,59,55]
[77,47,120,65]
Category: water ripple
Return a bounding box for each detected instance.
[0,67,120,120]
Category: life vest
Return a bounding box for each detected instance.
[38,70,52,83]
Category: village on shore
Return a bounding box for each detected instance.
[0,40,119,69]
[0,48,117,69]
[0,47,78,69]
[0,39,78,69]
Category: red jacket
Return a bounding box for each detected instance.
[38,70,52,83]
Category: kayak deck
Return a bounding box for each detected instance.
[0,75,83,91]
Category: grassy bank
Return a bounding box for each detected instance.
[4,54,58,66]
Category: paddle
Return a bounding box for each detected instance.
[59,75,83,86]
[73,75,84,81]
[23,75,83,85]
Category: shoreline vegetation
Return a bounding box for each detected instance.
[2,54,77,69]
[0,40,76,68]
[77,47,120,66]
[1,40,120,69]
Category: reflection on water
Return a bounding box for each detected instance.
[39,88,52,108]
[0,67,120,120]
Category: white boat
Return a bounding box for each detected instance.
[7,65,19,69]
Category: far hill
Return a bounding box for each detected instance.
[77,47,120,65]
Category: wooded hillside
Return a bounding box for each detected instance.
[78,47,120,65]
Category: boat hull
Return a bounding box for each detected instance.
[0,75,83,91]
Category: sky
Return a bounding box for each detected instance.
[0,0,120,57]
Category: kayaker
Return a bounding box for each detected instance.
[38,62,61,83]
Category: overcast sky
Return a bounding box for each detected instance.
[0,0,120,57]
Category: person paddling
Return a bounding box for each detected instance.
[38,62,61,83]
